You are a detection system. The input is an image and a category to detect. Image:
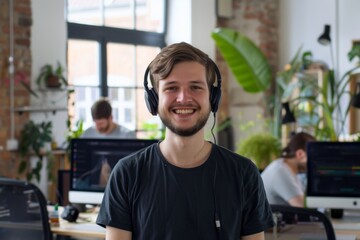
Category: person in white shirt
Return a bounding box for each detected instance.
[261,132,315,207]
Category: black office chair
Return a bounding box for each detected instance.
[265,204,336,240]
[0,177,53,240]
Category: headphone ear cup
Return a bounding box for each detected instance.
[210,86,221,113]
[145,88,159,115]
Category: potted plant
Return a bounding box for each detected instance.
[282,44,360,140]
[237,132,282,170]
[18,120,54,182]
[36,61,68,88]
[64,119,84,160]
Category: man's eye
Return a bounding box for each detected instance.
[191,85,203,90]
[165,86,177,91]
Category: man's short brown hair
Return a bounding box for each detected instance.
[91,98,112,120]
[148,42,217,92]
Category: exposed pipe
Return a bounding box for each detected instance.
[7,0,18,150]
[9,0,14,139]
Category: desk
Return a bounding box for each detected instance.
[332,210,360,240]
[51,209,360,240]
[51,221,105,239]
[50,207,105,239]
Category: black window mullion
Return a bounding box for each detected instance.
[100,39,107,97]
[68,23,166,48]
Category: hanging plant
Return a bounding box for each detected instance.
[36,61,68,89]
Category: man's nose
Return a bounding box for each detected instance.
[176,89,192,102]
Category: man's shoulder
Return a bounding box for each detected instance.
[114,124,136,138]
[213,144,253,163]
[80,127,97,138]
[117,143,159,167]
[110,143,159,179]
[212,144,260,173]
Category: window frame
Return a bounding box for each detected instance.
[67,22,167,96]
[66,0,167,135]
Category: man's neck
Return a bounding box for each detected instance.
[104,122,117,135]
[159,130,212,168]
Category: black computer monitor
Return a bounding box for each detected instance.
[68,138,158,205]
[306,141,360,210]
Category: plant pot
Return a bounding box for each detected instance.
[46,75,61,88]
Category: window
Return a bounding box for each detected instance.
[66,0,166,139]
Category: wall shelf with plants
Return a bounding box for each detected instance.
[15,61,73,115]
[14,106,68,115]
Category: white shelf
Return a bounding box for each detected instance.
[14,106,67,114]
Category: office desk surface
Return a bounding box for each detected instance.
[50,207,105,239]
[51,221,105,239]
[332,210,360,240]
[51,208,360,240]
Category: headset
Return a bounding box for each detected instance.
[144,60,222,116]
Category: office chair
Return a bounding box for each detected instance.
[0,177,53,240]
[266,204,336,240]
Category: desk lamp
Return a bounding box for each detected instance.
[281,102,296,146]
[318,25,331,46]
[352,82,360,108]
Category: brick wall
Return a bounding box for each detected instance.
[0,0,31,178]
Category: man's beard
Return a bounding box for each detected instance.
[98,122,111,133]
[159,110,210,137]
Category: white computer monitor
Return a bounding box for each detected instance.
[68,138,158,205]
[306,141,360,210]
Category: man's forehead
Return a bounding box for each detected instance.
[94,118,109,122]
[159,79,206,85]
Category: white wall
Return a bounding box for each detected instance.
[31,0,68,147]
[167,0,216,58]
[279,0,360,81]
[31,0,67,194]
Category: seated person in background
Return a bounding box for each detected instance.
[81,98,135,138]
[261,132,315,207]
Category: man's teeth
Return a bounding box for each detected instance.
[175,109,194,114]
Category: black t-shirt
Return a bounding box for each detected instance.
[96,143,273,239]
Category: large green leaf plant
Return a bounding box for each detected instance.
[212,28,282,138]
[211,28,272,93]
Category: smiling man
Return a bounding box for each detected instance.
[96,42,273,240]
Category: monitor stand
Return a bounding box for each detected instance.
[331,209,344,219]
